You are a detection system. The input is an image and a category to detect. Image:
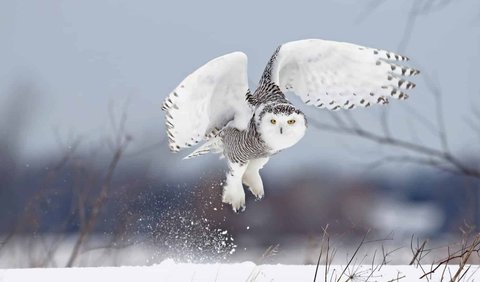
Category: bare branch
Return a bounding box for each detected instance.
[422,72,451,153]
[66,106,132,267]
[336,230,369,282]
[410,238,428,265]
[366,155,459,175]
[419,233,480,280]
[397,1,421,53]
[309,118,480,178]
[398,0,455,52]
[65,136,130,267]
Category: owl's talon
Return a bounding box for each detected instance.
[222,184,246,212]
[226,201,246,213]
[232,205,246,213]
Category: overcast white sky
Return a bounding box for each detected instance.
[1,0,479,176]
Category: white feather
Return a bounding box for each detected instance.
[269,39,419,110]
[163,52,251,152]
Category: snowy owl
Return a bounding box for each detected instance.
[162,39,419,212]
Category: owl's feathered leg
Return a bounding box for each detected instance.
[222,161,248,212]
[242,157,269,200]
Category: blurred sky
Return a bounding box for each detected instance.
[1,0,479,177]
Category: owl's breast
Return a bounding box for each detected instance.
[221,126,270,163]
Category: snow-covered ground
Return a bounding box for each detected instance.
[1,260,479,282]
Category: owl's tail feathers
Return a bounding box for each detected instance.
[183,137,223,160]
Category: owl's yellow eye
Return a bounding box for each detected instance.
[287,119,296,125]
[270,119,277,124]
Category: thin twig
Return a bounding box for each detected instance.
[314,225,329,282]
[336,231,369,282]
[410,239,428,265]
[419,235,480,279]
[450,235,480,282]
[66,136,130,267]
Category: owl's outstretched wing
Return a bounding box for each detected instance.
[162,52,251,152]
[262,39,420,110]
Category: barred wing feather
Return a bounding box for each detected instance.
[162,52,251,152]
[267,39,419,110]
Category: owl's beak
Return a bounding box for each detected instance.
[280,127,283,134]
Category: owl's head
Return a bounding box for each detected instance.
[256,104,307,152]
